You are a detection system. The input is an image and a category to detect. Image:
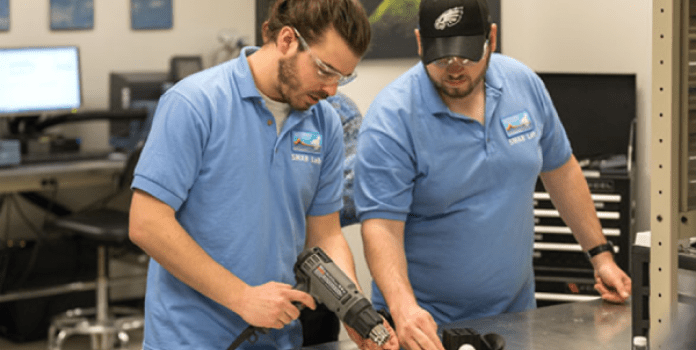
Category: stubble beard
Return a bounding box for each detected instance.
[429,67,485,99]
[277,53,327,111]
[277,53,305,110]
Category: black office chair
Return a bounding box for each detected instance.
[46,144,146,350]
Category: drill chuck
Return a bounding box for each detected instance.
[368,323,391,346]
[295,247,390,346]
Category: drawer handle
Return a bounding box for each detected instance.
[534,292,601,302]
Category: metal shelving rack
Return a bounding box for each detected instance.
[652,0,696,348]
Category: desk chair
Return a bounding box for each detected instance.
[46,145,145,350]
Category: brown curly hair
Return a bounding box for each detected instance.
[262,0,371,57]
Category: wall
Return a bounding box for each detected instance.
[1,0,254,150]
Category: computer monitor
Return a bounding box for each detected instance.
[0,46,82,117]
[536,72,636,162]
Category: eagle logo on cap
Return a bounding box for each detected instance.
[434,6,464,30]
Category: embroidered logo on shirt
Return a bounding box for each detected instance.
[435,7,464,30]
[501,111,534,137]
[292,131,322,154]
[502,111,537,146]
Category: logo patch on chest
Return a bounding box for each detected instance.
[501,111,534,138]
[292,131,322,154]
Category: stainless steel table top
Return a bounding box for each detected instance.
[442,299,631,349]
[306,299,632,350]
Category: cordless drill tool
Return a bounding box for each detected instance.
[226,246,390,350]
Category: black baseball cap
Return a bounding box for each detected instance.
[419,0,492,64]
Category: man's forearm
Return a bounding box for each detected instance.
[361,219,418,312]
[306,212,362,287]
[540,156,607,251]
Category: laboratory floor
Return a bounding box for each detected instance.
[0,329,144,350]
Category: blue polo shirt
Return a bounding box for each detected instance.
[354,54,572,324]
[132,47,344,350]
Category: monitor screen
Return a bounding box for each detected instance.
[536,72,636,161]
[0,46,82,116]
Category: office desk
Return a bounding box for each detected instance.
[0,158,125,194]
[306,299,632,350]
[0,156,129,303]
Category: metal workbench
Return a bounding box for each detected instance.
[306,299,632,350]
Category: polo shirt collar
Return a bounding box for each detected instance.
[234,47,264,101]
[417,62,451,117]
[483,53,504,98]
[483,54,504,122]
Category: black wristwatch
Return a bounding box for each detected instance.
[585,241,615,260]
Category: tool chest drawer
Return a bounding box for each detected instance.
[532,174,632,306]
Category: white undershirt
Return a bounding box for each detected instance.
[258,89,290,135]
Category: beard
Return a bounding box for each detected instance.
[427,52,492,99]
[277,53,328,111]
[431,70,485,99]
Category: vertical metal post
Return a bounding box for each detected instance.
[651,0,683,348]
[96,245,109,349]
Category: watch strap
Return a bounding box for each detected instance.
[586,242,615,259]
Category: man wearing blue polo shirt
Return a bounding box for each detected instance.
[127,1,397,350]
[354,1,632,350]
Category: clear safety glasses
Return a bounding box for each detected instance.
[292,27,357,86]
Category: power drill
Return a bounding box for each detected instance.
[226,247,390,350]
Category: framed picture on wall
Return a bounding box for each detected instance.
[255,0,500,59]
[131,0,173,30]
[50,0,94,31]
[0,0,8,31]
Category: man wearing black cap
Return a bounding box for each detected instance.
[354,1,632,350]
